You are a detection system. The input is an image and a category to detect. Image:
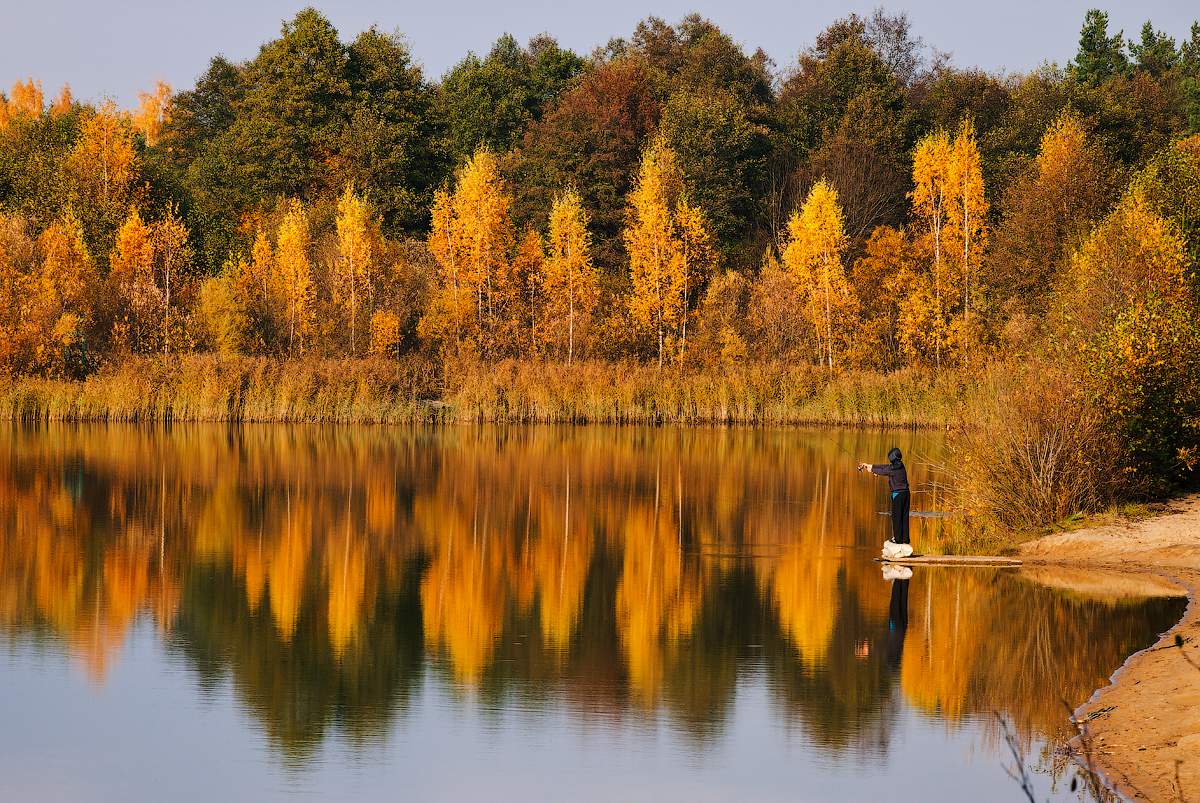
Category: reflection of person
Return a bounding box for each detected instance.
[885,574,910,672]
[857,447,910,545]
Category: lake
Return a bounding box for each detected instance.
[0,424,1185,802]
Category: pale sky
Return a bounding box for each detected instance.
[3,0,1198,107]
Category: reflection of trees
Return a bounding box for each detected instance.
[0,423,1184,766]
[900,569,1186,746]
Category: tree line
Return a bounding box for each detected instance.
[1,7,1199,389]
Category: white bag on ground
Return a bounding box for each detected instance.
[882,540,914,561]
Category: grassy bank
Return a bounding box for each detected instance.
[0,355,967,426]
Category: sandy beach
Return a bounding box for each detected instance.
[1019,494,1200,802]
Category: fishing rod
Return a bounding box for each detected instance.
[821,429,952,517]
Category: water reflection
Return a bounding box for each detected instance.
[0,423,1185,777]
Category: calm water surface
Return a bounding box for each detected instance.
[0,424,1185,802]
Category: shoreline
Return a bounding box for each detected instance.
[1019,494,1200,802]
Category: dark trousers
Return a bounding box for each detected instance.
[890,490,911,544]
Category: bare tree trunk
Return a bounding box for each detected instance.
[163,257,171,356]
[962,192,970,333]
[934,185,943,371]
[567,240,574,365]
[680,258,689,365]
[824,266,833,371]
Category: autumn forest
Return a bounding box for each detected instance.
[3,8,1200,527]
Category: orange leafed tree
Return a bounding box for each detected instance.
[108,207,159,352]
[132,81,172,147]
[0,78,44,126]
[989,111,1112,314]
[50,85,73,116]
[511,229,544,357]
[31,210,98,373]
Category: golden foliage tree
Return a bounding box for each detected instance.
[368,310,401,358]
[541,190,598,363]
[132,81,172,147]
[910,129,953,368]
[851,225,919,369]
[422,149,516,356]
[49,85,73,116]
[0,215,34,369]
[781,179,858,370]
[30,210,98,374]
[196,257,249,356]
[67,101,137,235]
[947,120,987,337]
[989,111,1113,315]
[238,227,277,352]
[1064,188,1189,332]
[0,78,43,126]
[745,249,806,361]
[673,199,717,362]
[624,140,686,368]
[334,185,374,355]
[274,200,314,355]
[152,205,191,355]
[108,207,159,352]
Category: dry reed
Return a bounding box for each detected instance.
[0,356,966,427]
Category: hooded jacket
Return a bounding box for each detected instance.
[870,450,909,493]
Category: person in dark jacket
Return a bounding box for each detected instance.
[858,447,910,545]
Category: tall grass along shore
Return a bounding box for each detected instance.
[0,356,965,427]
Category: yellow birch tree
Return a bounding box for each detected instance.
[67,101,137,229]
[334,185,373,355]
[456,149,514,354]
[132,81,172,146]
[781,179,857,370]
[542,190,598,363]
[49,85,73,116]
[108,207,158,352]
[910,129,954,368]
[274,201,313,355]
[422,149,515,356]
[947,119,988,344]
[624,141,684,369]
[422,189,467,353]
[31,210,97,373]
[673,199,717,363]
[152,205,190,355]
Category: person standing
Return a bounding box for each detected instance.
[858,447,910,545]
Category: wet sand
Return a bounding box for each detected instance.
[1019,494,1200,802]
